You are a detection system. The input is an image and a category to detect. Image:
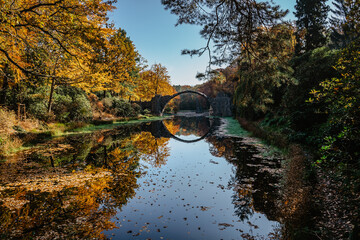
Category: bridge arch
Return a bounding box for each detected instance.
[159,90,213,116]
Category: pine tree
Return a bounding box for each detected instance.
[329,0,353,48]
[294,0,329,54]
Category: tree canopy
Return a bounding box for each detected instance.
[161,0,288,69]
[294,0,329,53]
[0,0,115,80]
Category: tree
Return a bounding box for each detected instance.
[294,0,329,54]
[161,0,287,72]
[135,63,176,101]
[234,23,296,119]
[328,0,358,48]
[0,0,117,107]
[309,38,360,165]
[94,28,139,98]
[344,0,360,35]
[0,0,115,77]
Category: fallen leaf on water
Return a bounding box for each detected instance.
[218,223,234,227]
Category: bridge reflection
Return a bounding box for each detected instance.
[141,116,218,143]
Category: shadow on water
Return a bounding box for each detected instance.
[0,116,286,239]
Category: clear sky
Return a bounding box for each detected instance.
[108,0,297,86]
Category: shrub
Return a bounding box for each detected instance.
[0,107,22,156]
[69,95,93,121]
[0,107,16,135]
[131,103,141,116]
[102,97,114,109]
[101,97,140,118]
[310,39,360,167]
[28,102,48,121]
[112,98,132,117]
[51,86,93,123]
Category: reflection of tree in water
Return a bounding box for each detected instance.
[163,116,211,137]
[0,126,172,238]
[132,132,171,168]
[206,136,282,222]
[0,167,136,239]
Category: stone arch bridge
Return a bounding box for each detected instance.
[136,90,232,117]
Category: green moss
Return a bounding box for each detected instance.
[224,117,249,137]
[258,140,288,157]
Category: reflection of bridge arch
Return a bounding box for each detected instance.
[159,90,213,116]
[159,119,214,143]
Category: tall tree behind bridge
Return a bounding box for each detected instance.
[135,63,176,101]
[294,0,329,54]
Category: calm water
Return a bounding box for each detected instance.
[0,116,283,239]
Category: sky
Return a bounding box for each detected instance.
[108,0,297,86]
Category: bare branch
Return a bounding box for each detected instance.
[20,0,64,13]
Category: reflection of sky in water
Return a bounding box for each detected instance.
[105,134,279,239]
[0,117,281,239]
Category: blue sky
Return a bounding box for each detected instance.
[108,0,297,86]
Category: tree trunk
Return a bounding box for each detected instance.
[48,77,56,113]
[0,63,9,105]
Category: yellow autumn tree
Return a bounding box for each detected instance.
[87,28,140,100]
[135,63,176,101]
[0,0,115,78]
[0,0,118,107]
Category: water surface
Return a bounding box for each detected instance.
[0,116,282,239]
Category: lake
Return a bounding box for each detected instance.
[0,116,283,239]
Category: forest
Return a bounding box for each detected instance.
[164,0,359,238]
[0,0,178,156]
[0,0,359,239]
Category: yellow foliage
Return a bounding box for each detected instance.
[0,0,117,92]
[135,63,176,101]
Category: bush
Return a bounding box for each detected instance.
[20,86,49,121]
[0,107,17,136]
[101,97,141,118]
[0,108,22,156]
[311,39,360,167]
[131,103,141,116]
[112,99,132,117]
[51,86,93,123]
[102,97,114,109]
[283,47,339,131]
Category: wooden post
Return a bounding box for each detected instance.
[17,103,26,121]
[23,104,26,120]
[17,103,21,120]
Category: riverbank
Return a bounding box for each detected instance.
[0,113,168,159]
[234,117,359,239]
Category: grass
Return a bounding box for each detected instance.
[0,135,23,156]
[224,117,287,159]
[258,140,288,157]
[224,117,249,137]
[47,123,68,136]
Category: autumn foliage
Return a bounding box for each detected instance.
[0,0,176,123]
